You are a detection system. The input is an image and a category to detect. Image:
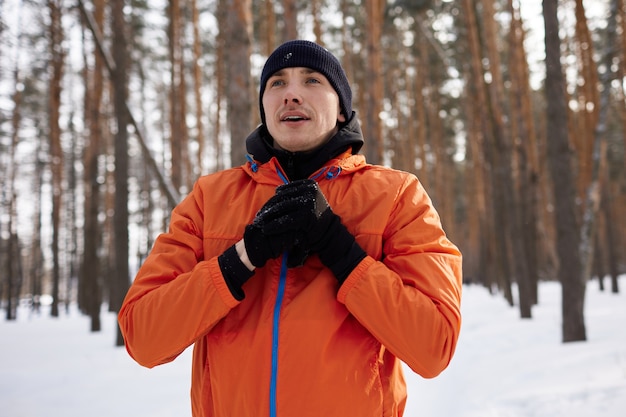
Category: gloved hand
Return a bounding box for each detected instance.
[243,187,312,268]
[274,179,367,283]
[219,187,312,300]
[271,179,325,267]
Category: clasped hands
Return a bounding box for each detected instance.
[236,179,366,284]
[242,179,335,269]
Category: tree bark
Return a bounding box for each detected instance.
[481,0,532,317]
[572,0,599,201]
[4,58,24,320]
[543,0,587,342]
[461,0,512,302]
[191,0,205,174]
[579,0,620,292]
[168,0,190,192]
[79,0,105,332]
[225,0,253,166]
[363,0,384,165]
[508,0,540,304]
[282,0,297,41]
[48,0,65,318]
[214,0,227,171]
[111,0,131,346]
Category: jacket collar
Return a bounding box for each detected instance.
[245,112,364,181]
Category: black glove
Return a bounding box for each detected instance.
[219,188,311,299]
[218,245,254,300]
[275,180,367,283]
[243,188,312,268]
[271,179,323,267]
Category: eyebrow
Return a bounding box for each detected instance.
[271,68,318,77]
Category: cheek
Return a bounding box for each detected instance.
[262,92,281,112]
[324,94,342,120]
[262,96,272,113]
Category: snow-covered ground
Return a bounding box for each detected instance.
[1,277,624,417]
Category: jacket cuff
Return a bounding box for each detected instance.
[337,256,375,304]
[218,245,255,301]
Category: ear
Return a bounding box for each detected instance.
[337,106,346,123]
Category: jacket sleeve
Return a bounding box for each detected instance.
[118,182,240,368]
[337,174,462,379]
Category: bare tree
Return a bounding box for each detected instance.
[507,0,541,305]
[225,0,253,166]
[191,0,205,174]
[79,0,105,332]
[363,0,384,165]
[543,0,587,343]
[460,0,513,303]
[167,0,191,192]
[214,0,227,171]
[110,0,131,346]
[481,0,533,318]
[579,0,621,292]
[282,0,298,41]
[29,137,46,314]
[48,0,65,318]
[3,60,23,321]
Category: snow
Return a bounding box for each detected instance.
[1,277,625,417]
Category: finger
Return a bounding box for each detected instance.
[256,196,311,223]
[276,179,317,197]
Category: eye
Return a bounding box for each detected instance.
[269,79,285,87]
[306,77,321,84]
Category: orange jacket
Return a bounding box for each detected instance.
[118,152,462,417]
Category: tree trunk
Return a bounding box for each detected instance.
[79,0,105,332]
[461,0,512,302]
[111,0,131,346]
[30,136,45,314]
[340,0,354,101]
[225,0,253,166]
[168,0,190,192]
[363,0,384,165]
[508,0,540,305]
[262,0,276,56]
[543,0,587,343]
[482,0,532,317]
[579,0,619,290]
[413,27,428,187]
[65,111,78,314]
[191,0,205,174]
[311,0,323,45]
[572,0,599,201]
[603,181,620,294]
[214,0,227,171]
[4,58,23,321]
[48,0,65,318]
[282,0,297,41]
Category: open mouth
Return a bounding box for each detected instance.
[280,113,310,122]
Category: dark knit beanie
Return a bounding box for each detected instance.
[259,40,352,125]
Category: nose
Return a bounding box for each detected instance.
[283,86,302,105]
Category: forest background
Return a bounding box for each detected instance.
[0,0,624,346]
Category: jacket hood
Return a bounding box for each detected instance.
[245,112,364,181]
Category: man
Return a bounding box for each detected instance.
[118,39,462,417]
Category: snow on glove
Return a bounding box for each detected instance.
[276,179,367,283]
[272,179,325,267]
[219,183,319,299]
[243,187,313,268]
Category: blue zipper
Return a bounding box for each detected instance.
[269,254,289,417]
[267,165,341,416]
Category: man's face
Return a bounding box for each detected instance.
[262,67,346,152]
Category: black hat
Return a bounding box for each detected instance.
[259,40,352,125]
